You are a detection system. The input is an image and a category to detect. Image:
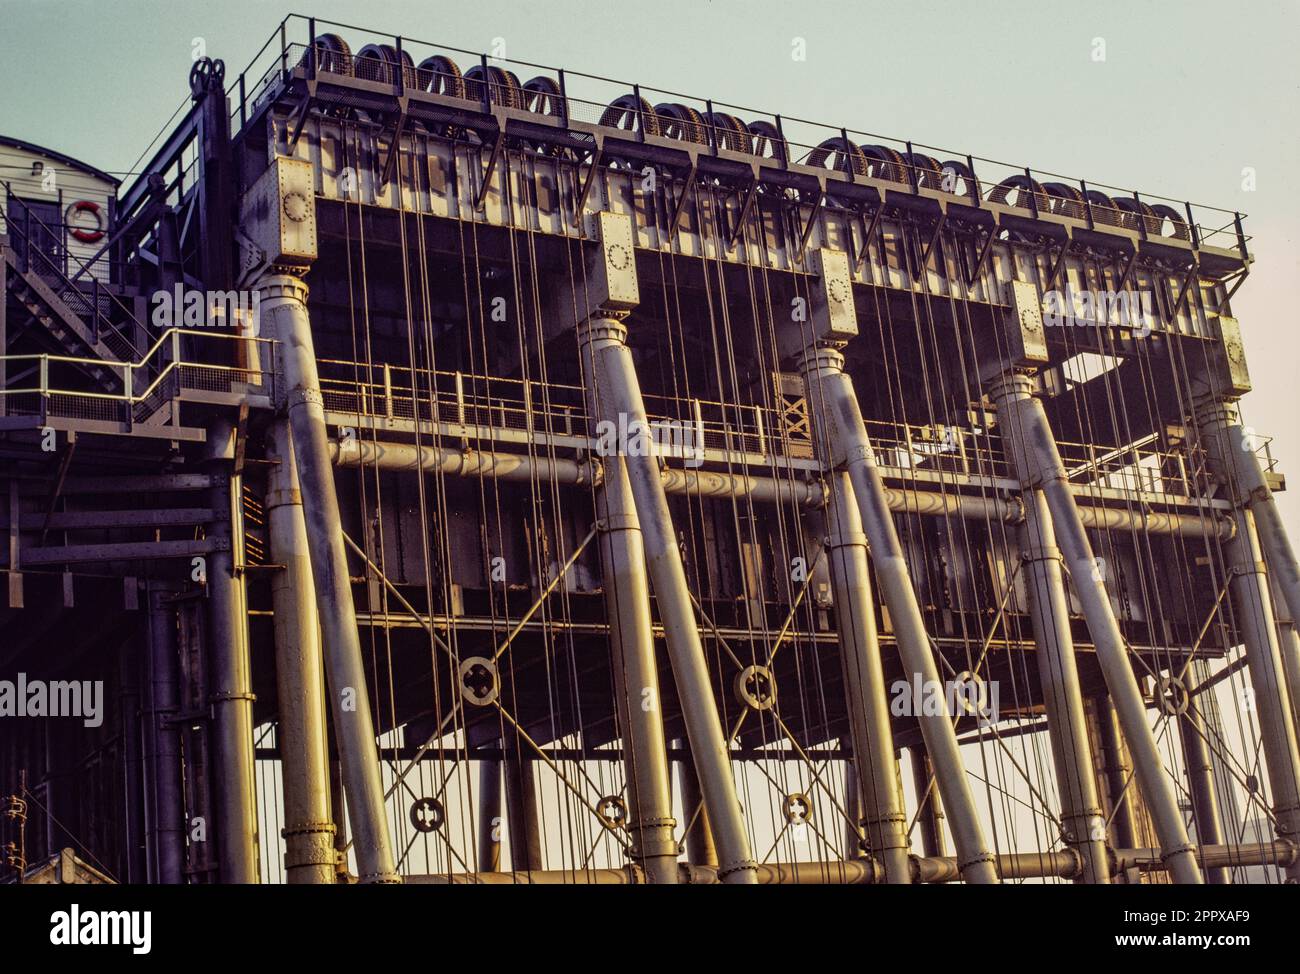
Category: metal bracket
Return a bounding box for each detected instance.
[286,85,316,152]
[474,129,507,210]
[378,107,409,190]
[854,204,885,273]
[727,175,759,251]
[797,189,824,263]
[571,142,605,228]
[967,230,995,289]
[918,215,946,275]
[667,158,698,243]
[1044,238,1073,292]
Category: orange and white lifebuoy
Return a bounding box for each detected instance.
[65,200,105,243]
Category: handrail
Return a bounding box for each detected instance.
[230,15,1246,252]
[0,329,274,405]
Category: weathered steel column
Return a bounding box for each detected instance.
[203,419,259,883]
[265,419,336,884]
[565,212,756,883]
[580,333,678,883]
[579,313,756,883]
[677,746,718,867]
[1280,618,1300,740]
[1089,696,1139,852]
[991,371,1200,883]
[1179,693,1229,884]
[587,450,679,883]
[143,586,185,884]
[504,749,543,871]
[1195,401,1300,882]
[821,471,911,882]
[477,758,502,872]
[989,382,1110,883]
[260,274,399,883]
[909,747,945,859]
[796,337,997,883]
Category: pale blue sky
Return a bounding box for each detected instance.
[2,0,1297,532]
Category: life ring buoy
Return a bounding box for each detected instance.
[66,200,105,243]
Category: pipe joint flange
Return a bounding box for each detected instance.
[596,796,628,830]
[793,344,846,377]
[824,529,868,551]
[843,442,877,466]
[263,485,302,510]
[957,851,998,873]
[862,811,909,830]
[1158,842,1197,865]
[716,858,759,881]
[734,664,777,711]
[287,387,324,410]
[1270,803,1300,829]
[282,820,338,838]
[1060,810,1107,844]
[458,656,500,707]
[282,824,338,867]
[576,315,629,348]
[257,274,310,305]
[597,513,639,534]
[986,371,1036,403]
[358,870,403,885]
[1155,674,1190,716]
[629,814,677,832]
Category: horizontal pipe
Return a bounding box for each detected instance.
[330,438,1228,537]
[404,841,1295,884]
[1116,841,1297,873]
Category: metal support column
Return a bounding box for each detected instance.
[580,328,678,882]
[798,344,997,883]
[260,274,399,883]
[1207,399,1300,648]
[143,586,184,884]
[1196,401,1300,881]
[265,419,336,884]
[1090,696,1139,850]
[677,746,718,867]
[577,314,757,883]
[589,449,679,882]
[909,747,945,859]
[991,383,1110,883]
[504,750,543,871]
[203,419,259,884]
[1179,694,1229,884]
[990,371,1201,883]
[477,758,502,873]
[823,471,910,882]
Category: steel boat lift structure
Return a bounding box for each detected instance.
[2,15,1299,885]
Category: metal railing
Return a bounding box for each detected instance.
[0,329,273,428]
[225,16,1250,258]
[316,358,814,461]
